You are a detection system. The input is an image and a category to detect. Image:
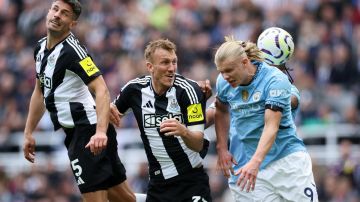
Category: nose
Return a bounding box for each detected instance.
[222,73,230,80]
[53,10,61,18]
[168,63,176,72]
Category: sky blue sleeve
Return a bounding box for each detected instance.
[215,74,228,104]
[265,76,291,110]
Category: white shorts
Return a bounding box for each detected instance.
[229,151,318,202]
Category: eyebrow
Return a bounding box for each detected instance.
[52,4,72,15]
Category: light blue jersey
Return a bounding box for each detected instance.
[216,61,306,185]
[290,84,300,120]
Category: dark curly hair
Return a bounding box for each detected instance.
[55,0,82,20]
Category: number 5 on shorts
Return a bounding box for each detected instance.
[71,158,83,176]
[71,158,85,185]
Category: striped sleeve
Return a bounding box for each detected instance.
[66,34,102,84]
[174,75,206,126]
[114,76,150,114]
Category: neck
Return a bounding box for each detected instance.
[151,80,168,96]
[244,64,257,85]
[46,30,70,49]
[249,63,257,74]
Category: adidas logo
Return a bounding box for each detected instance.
[143,100,153,108]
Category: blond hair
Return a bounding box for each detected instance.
[144,39,176,63]
[214,35,263,67]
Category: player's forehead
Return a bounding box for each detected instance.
[217,56,240,71]
[153,48,177,61]
[51,1,74,14]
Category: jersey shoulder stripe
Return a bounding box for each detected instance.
[121,76,151,91]
[34,38,46,60]
[65,34,88,59]
[174,75,198,104]
[37,37,47,44]
[184,76,197,84]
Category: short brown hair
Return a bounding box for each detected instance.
[55,0,82,20]
[144,39,176,63]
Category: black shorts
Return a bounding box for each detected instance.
[146,167,212,202]
[63,124,127,193]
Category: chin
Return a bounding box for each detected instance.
[47,26,59,32]
[227,80,237,87]
[166,81,173,88]
[166,78,174,85]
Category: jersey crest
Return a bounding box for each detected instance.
[167,98,180,113]
[47,54,56,68]
[242,90,249,102]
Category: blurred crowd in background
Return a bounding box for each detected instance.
[1,0,360,201]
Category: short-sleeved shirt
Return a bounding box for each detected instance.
[216,61,306,185]
[34,33,101,130]
[113,74,206,182]
[210,82,301,120]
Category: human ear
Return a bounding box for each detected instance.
[146,62,153,73]
[70,20,78,29]
[241,57,249,66]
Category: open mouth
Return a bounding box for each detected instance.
[50,20,61,26]
[227,79,238,87]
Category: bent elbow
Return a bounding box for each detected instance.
[193,141,204,153]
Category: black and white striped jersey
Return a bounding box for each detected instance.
[114,75,207,182]
[34,33,101,130]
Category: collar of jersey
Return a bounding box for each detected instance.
[45,32,72,51]
[251,60,262,82]
[149,76,174,97]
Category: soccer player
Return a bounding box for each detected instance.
[214,36,318,201]
[110,39,212,202]
[22,1,135,201]
[205,27,300,128]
